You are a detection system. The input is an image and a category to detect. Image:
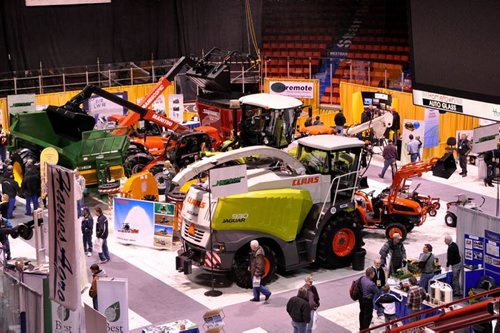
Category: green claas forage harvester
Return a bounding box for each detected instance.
[9,105,129,191]
[175,135,366,288]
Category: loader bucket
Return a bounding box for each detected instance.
[46,105,96,141]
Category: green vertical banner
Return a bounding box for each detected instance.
[43,278,52,333]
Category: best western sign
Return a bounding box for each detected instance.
[270,81,315,99]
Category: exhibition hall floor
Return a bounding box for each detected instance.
[7,155,497,333]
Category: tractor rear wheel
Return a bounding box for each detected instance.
[11,148,39,188]
[385,223,408,240]
[445,213,457,227]
[232,243,277,289]
[317,215,360,269]
[124,153,153,177]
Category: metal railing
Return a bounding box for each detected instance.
[0,56,410,99]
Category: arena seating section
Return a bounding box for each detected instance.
[261,0,410,105]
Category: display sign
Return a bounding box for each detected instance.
[97,278,129,333]
[269,80,315,99]
[168,94,184,123]
[472,123,500,154]
[401,118,425,165]
[7,94,36,114]
[423,108,440,148]
[40,147,59,202]
[413,89,500,122]
[137,94,166,115]
[464,234,484,267]
[209,165,248,199]
[48,165,81,311]
[84,304,107,333]
[84,92,128,121]
[51,301,80,333]
[484,229,500,274]
[113,197,174,249]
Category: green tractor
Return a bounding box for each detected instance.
[175,135,366,287]
[8,105,129,191]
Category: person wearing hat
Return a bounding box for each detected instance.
[303,275,320,333]
[379,233,407,277]
[417,243,435,292]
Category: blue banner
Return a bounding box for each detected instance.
[423,108,440,148]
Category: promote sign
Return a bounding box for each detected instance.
[48,165,80,311]
[97,278,129,333]
[84,92,128,121]
[137,94,166,115]
[269,81,315,99]
[209,165,248,199]
[464,234,484,267]
[423,108,440,148]
[168,94,184,123]
[7,94,36,114]
[484,229,500,276]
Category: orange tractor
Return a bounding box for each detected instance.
[355,158,440,240]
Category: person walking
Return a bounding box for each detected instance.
[371,258,386,318]
[457,133,471,177]
[334,110,347,135]
[74,169,86,217]
[21,159,40,216]
[304,275,320,333]
[416,136,423,161]
[1,168,19,219]
[249,240,271,302]
[82,207,94,257]
[95,207,110,263]
[406,134,420,162]
[0,216,12,260]
[445,235,463,297]
[359,267,379,330]
[417,243,435,292]
[89,263,107,310]
[286,286,311,333]
[379,139,398,179]
[379,233,407,277]
[390,107,400,142]
[375,285,403,329]
[406,276,426,322]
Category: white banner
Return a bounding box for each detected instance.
[168,94,184,123]
[209,165,248,199]
[97,278,129,333]
[137,94,166,115]
[48,164,81,311]
[7,94,36,114]
[26,0,110,6]
[85,92,127,120]
[51,301,81,333]
[84,304,108,333]
[269,80,315,99]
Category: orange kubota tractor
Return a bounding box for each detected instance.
[355,158,440,240]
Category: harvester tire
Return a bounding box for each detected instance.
[445,213,457,227]
[317,215,360,269]
[385,223,408,240]
[11,148,39,188]
[124,153,153,177]
[232,244,277,289]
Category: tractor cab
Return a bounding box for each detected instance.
[165,131,213,170]
[295,135,365,204]
[238,93,302,149]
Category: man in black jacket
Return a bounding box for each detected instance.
[95,207,110,263]
[445,235,463,296]
[286,286,311,333]
[21,160,40,216]
[1,168,19,219]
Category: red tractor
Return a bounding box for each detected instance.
[355,158,440,240]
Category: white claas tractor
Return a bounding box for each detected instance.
[174,135,367,288]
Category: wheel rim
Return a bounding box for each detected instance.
[332,227,356,257]
[13,161,23,187]
[263,257,271,278]
[388,226,403,239]
[446,215,453,225]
